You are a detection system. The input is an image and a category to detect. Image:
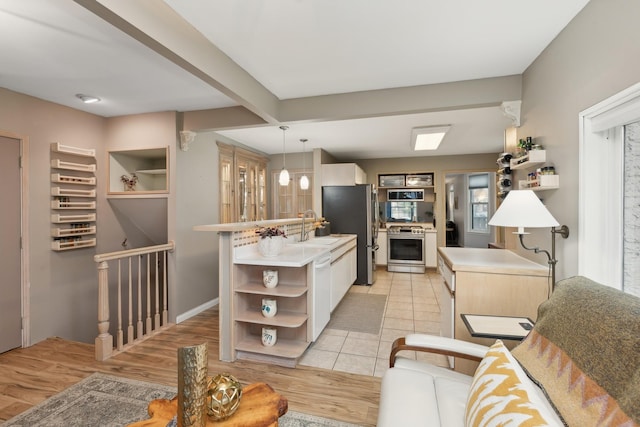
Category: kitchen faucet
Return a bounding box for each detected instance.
[300,209,317,242]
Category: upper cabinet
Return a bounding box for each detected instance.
[218,142,268,223]
[379,172,434,188]
[108,147,168,195]
[321,163,366,186]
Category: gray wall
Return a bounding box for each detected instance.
[513,0,640,280]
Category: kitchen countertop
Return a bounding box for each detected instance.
[438,247,548,276]
[234,235,355,267]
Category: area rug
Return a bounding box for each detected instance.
[1,373,359,427]
[326,293,387,335]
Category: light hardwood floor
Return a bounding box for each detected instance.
[0,269,447,426]
[0,306,381,425]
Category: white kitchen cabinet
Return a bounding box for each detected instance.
[424,231,437,268]
[376,229,387,265]
[321,163,366,186]
[329,238,358,312]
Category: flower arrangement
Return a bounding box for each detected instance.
[121,173,138,191]
[255,226,287,239]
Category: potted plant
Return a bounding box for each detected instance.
[255,226,286,257]
[121,173,138,191]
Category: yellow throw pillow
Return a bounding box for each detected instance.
[465,340,560,427]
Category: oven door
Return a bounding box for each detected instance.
[387,234,425,273]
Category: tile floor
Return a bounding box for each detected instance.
[299,268,450,377]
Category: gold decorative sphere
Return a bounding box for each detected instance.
[207,373,243,420]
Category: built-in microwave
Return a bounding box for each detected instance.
[387,189,425,201]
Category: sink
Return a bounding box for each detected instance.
[293,236,341,246]
[307,237,340,245]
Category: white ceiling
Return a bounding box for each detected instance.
[0,0,590,159]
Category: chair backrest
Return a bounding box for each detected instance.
[512,276,640,425]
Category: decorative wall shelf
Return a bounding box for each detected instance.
[50,143,97,251]
[50,159,97,173]
[518,175,560,191]
[108,147,168,194]
[51,187,96,198]
[51,142,95,157]
[510,150,546,170]
[51,173,96,186]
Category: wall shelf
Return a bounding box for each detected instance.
[50,143,97,251]
[51,213,96,223]
[51,225,96,237]
[519,175,560,191]
[51,173,96,186]
[51,187,96,198]
[510,150,546,170]
[108,147,168,194]
[50,159,96,173]
[50,142,95,158]
[51,238,96,251]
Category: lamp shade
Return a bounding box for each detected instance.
[279,168,290,186]
[488,190,559,233]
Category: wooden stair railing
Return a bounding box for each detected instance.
[93,241,175,361]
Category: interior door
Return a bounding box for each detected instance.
[0,136,22,353]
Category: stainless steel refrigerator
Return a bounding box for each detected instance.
[322,184,379,285]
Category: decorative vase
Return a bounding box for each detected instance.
[177,343,208,427]
[261,298,277,318]
[257,236,284,257]
[206,373,243,421]
[261,327,277,346]
[262,270,278,288]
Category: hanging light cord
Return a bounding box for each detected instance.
[280,125,288,168]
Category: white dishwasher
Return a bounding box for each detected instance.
[312,254,332,341]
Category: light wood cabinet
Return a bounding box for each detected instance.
[218,142,268,223]
[437,247,550,375]
[232,263,311,367]
[50,143,97,251]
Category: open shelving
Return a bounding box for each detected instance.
[232,263,311,367]
[50,143,97,251]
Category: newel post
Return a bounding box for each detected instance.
[95,260,113,361]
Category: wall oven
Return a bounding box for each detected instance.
[387,226,426,273]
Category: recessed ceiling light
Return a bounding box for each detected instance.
[411,125,451,151]
[75,93,101,104]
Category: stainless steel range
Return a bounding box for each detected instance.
[387,225,426,273]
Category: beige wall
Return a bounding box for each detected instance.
[514,0,640,280]
[0,88,105,345]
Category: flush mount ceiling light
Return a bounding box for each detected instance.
[411,125,451,151]
[75,93,101,104]
[278,125,290,186]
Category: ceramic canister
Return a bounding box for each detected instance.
[261,298,277,318]
[262,270,278,288]
[261,327,277,346]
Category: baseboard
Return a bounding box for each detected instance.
[176,298,219,324]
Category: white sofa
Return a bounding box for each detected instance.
[377,276,640,427]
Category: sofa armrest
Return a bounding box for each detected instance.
[389,334,489,367]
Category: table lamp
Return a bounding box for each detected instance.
[488,190,569,289]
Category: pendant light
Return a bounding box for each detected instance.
[278,126,290,186]
[299,138,309,190]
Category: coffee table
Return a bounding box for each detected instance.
[128,382,288,427]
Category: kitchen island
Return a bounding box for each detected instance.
[437,247,550,375]
[194,219,356,367]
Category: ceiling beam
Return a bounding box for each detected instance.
[74,0,281,124]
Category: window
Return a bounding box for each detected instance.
[579,82,640,296]
[469,174,489,232]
